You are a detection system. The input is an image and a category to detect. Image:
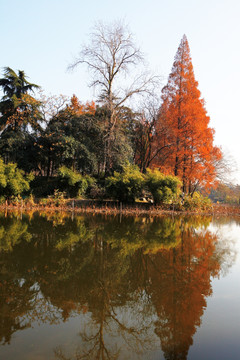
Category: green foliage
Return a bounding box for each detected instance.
[58,166,95,197]
[0,159,7,188]
[59,166,82,186]
[106,164,145,202]
[182,192,212,211]
[36,110,104,176]
[66,112,103,174]
[145,169,182,205]
[0,158,34,199]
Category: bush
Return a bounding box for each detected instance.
[58,166,95,197]
[182,192,212,211]
[106,164,145,202]
[0,158,34,199]
[145,169,182,205]
[38,190,67,207]
[48,190,66,207]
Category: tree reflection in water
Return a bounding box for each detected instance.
[0,212,236,359]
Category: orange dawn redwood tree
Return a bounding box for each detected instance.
[153,35,222,194]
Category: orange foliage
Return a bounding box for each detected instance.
[153,35,222,193]
[2,94,41,131]
[69,94,96,115]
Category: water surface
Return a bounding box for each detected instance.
[0,212,239,359]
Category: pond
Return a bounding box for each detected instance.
[0,211,239,359]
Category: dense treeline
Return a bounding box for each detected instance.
[210,182,240,205]
[0,24,223,205]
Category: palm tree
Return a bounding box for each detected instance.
[0,67,40,131]
[0,67,39,130]
[0,67,39,99]
[0,67,42,166]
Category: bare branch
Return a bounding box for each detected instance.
[67,20,148,104]
[37,90,69,122]
[215,150,238,183]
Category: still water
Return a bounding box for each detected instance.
[0,212,239,359]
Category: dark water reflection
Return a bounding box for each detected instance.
[0,212,238,359]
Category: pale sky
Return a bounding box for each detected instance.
[1,0,240,182]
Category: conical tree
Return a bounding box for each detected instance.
[153,35,222,194]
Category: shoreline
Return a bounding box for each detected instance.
[0,202,240,217]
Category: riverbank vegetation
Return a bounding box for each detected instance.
[0,22,237,212]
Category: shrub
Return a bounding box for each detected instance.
[0,158,34,199]
[58,166,95,197]
[38,190,66,207]
[48,189,66,207]
[145,169,182,205]
[106,164,145,202]
[183,192,212,211]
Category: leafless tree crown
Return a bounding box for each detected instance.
[68,21,158,108]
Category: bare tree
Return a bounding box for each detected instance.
[38,90,69,123]
[215,150,238,185]
[68,20,159,174]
